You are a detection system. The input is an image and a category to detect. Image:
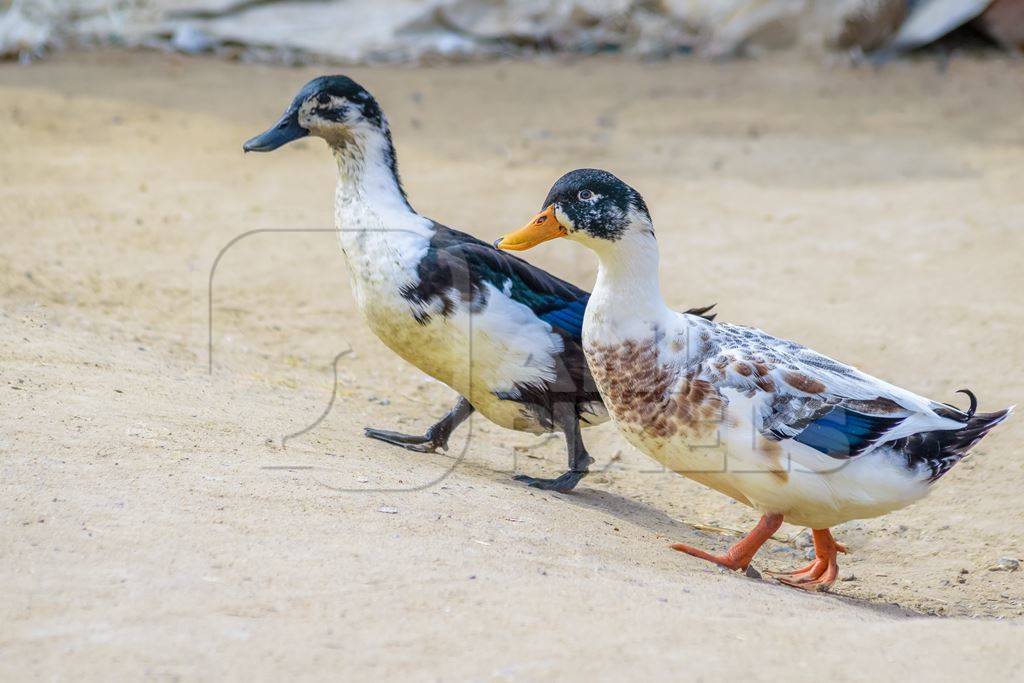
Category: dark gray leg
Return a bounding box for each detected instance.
[514,403,593,492]
[364,397,474,454]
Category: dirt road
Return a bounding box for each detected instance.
[2,51,1022,680]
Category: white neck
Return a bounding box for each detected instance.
[585,230,673,342]
[332,125,412,217]
[331,125,434,261]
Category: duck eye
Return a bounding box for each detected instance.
[578,189,593,201]
[317,93,332,106]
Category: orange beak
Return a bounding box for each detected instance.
[495,205,567,251]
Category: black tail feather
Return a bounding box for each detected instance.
[938,388,978,419]
[684,303,716,322]
[898,405,1013,482]
[952,388,978,417]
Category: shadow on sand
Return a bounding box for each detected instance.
[546,485,933,620]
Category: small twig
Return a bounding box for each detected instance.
[680,519,802,546]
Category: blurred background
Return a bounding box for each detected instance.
[2,0,1023,63]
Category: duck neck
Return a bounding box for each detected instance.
[587,230,671,341]
[332,123,413,217]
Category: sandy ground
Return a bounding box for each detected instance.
[2,50,1023,681]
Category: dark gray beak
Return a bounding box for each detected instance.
[243,108,309,152]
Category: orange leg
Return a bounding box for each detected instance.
[670,513,783,572]
[769,528,841,592]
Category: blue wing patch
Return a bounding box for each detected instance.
[793,406,905,458]
[538,295,588,341]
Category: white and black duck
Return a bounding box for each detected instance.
[497,168,1012,589]
[243,77,714,491]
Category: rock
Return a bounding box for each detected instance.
[743,565,762,580]
[0,0,57,59]
[829,0,907,51]
[988,557,1020,572]
[841,573,857,582]
[976,0,1024,51]
[170,24,217,53]
[879,0,992,55]
[794,530,814,549]
[378,505,398,514]
[697,0,805,58]
[804,548,816,561]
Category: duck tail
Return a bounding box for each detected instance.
[683,303,716,322]
[905,393,1013,482]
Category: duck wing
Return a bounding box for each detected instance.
[400,224,588,337]
[405,224,713,341]
[695,321,975,461]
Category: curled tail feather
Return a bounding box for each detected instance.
[898,392,1012,482]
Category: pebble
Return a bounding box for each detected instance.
[378,506,398,514]
[841,574,857,582]
[794,530,814,550]
[804,548,816,561]
[988,558,1019,572]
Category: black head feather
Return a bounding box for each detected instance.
[286,75,408,208]
[541,169,651,242]
[291,75,385,129]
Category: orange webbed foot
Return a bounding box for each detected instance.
[770,528,842,593]
[670,514,783,573]
[670,542,751,571]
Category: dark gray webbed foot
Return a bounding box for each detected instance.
[514,407,592,492]
[363,427,446,453]
[514,470,587,493]
[363,397,474,455]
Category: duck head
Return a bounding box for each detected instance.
[494,169,653,253]
[244,75,409,208]
[243,75,388,153]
